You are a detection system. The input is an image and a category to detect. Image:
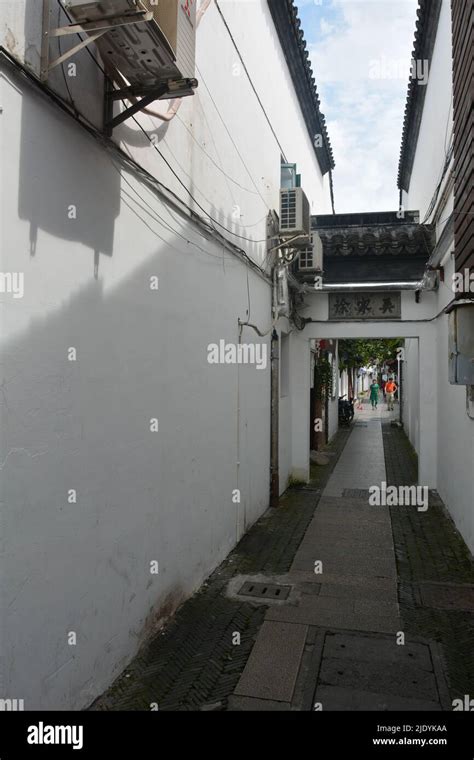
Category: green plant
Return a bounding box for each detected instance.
[314,356,333,400]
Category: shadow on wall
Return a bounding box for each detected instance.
[1,226,243,707]
[18,86,119,273]
[4,96,270,703]
[20,1,116,274]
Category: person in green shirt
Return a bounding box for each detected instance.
[369,379,380,409]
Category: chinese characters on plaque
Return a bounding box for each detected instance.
[328,292,401,320]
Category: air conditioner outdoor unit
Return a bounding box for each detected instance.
[297,231,323,271]
[66,0,196,91]
[141,0,196,79]
[279,187,310,241]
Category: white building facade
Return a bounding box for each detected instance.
[398,0,474,554]
[0,0,334,709]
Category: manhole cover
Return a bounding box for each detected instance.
[342,489,371,499]
[354,422,368,427]
[238,581,291,600]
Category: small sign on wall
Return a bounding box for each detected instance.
[328,292,401,320]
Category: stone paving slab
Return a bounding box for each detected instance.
[234,620,308,703]
[314,685,442,711]
[323,632,433,670]
[319,657,437,701]
[302,522,393,539]
[227,695,291,711]
[318,582,398,604]
[300,525,394,547]
[290,571,396,591]
[265,597,400,634]
[291,552,397,579]
[323,420,386,497]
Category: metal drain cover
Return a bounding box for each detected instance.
[238,581,291,600]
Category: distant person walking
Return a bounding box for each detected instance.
[369,379,379,409]
[385,378,398,411]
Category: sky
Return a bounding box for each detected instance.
[297,0,418,213]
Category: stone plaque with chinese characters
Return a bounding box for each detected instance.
[328,292,401,320]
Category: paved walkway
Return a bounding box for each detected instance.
[230,404,450,710]
[324,405,386,496]
[93,403,474,711]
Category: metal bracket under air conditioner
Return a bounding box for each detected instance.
[103,75,198,135]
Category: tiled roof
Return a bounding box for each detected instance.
[268,0,335,175]
[293,212,435,284]
[397,0,442,192]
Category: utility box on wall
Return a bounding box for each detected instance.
[448,301,474,385]
[141,0,197,79]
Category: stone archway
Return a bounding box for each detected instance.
[286,305,437,491]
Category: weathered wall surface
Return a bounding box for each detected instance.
[0,0,332,708]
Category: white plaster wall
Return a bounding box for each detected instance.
[435,295,474,553]
[402,338,420,454]
[0,0,334,709]
[402,0,453,218]
[430,252,473,553]
[0,71,274,709]
[287,290,438,487]
[279,328,291,493]
[401,0,473,554]
[1,0,331,268]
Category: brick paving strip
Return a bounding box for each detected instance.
[382,420,474,704]
[90,428,352,711]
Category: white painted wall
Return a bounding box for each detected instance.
[0,0,333,708]
[403,338,420,454]
[287,290,436,488]
[401,0,474,553]
[279,328,291,492]
[401,0,453,218]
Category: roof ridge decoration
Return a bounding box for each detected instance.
[397,0,442,192]
[268,0,335,175]
[316,223,435,257]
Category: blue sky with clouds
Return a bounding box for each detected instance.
[297,0,418,213]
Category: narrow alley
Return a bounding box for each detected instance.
[1,0,473,745]
[93,402,474,711]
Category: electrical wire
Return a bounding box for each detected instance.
[303,299,459,325]
[3,46,273,291]
[174,113,262,196]
[214,0,287,162]
[194,64,271,211]
[113,162,226,261]
[129,114,268,242]
[154,126,268,228]
[57,5,79,116]
[53,1,269,246]
[55,0,268,243]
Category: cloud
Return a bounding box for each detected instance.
[299,0,418,212]
[320,18,335,35]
